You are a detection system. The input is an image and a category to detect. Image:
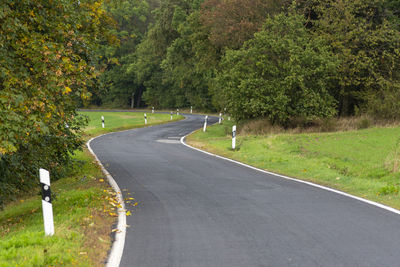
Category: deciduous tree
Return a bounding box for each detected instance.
[215,10,338,125]
[0,0,112,203]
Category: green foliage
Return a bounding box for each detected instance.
[303,0,400,117]
[215,10,338,125]
[88,0,400,123]
[0,0,112,203]
[135,25,170,108]
[136,0,208,109]
[200,0,284,50]
[96,0,220,111]
[362,86,400,120]
[378,184,399,196]
[160,11,216,110]
[95,0,151,108]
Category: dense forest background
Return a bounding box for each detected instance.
[95,0,400,124]
[1,0,399,204]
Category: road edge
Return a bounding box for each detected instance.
[180,132,400,216]
[87,135,127,267]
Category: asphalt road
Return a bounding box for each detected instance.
[91,114,400,267]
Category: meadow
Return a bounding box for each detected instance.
[81,111,182,136]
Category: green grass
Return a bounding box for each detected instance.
[80,111,183,137]
[187,120,400,209]
[0,150,113,266]
[0,110,180,266]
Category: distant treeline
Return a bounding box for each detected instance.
[95,0,400,125]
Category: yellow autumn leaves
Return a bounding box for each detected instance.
[101,183,137,219]
[63,86,72,95]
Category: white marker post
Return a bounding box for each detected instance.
[190,106,193,114]
[232,125,236,150]
[219,113,222,124]
[170,111,173,120]
[203,115,208,132]
[144,113,147,125]
[228,116,231,121]
[101,116,105,128]
[40,169,54,236]
[177,109,179,116]
[152,107,154,114]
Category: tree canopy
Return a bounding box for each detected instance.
[94,0,400,122]
[215,10,338,124]
[302,0,400,117]
[0,0,113,203]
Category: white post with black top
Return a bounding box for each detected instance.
[40,168,54,236]
[203,115,208,132]
[152,107,154,113]
[144,113,147,125]
[101,116,105,128]
[177,109,179,116]
[170,111,173,120]
[190,106,193,114]
[219,113,222,124]
[232,125,236,150]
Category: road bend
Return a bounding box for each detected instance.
[90,114,400,267]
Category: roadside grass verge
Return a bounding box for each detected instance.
[0,150,114,266]
[80,111,183,137]
[0,110,180,266]
[187,120,400,209]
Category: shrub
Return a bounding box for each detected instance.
[362,88,400,120]
[378,185,399,195]
[357,118,371,130]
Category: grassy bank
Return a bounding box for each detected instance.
[187,120,400,209]
[0,150,114,266]
[0,111,181,266]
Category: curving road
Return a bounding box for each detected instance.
[91,114,400,267]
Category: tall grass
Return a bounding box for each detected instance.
[238,116,400,136]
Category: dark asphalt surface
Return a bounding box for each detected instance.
[91,114,400,267]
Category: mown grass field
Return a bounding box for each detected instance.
[187,120,400,209]
[0,110,181,266]
[81,111,183,137]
